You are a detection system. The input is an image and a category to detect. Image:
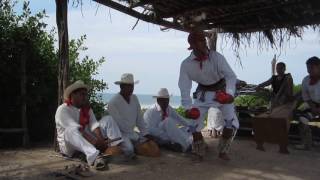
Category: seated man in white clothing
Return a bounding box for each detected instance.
[144,88,194,152]
[55,80,123,170]
[295,56,320,150]
[108,73,156,158]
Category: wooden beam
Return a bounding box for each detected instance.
[130,0,155,8]
[93,0,187,31]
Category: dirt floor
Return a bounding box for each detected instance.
[0,136,320,180]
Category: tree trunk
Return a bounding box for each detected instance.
[55,0,69,152]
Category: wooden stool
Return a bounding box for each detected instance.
[253,103,295,154]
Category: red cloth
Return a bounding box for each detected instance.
[194,55,208,70]
[65,99,90,131]
[186,107,200,120]
[161,111,168,120]
[215,91,233,104]
[79,106,90,131]
[309,77,319,85]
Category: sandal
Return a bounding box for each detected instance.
[91,154,110,170]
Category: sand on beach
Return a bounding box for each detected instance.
[0,136,319,180]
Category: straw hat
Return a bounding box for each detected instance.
[153,88,170,98]
[114,73,139,85]
[63,80,89,100]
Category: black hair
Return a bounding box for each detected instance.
[306,56,320,66]
[277,62,286,68]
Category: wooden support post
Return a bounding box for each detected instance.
[21,43,29,147]
[55,0,69,152]
[207,30,218,51]
[56,0,70,105]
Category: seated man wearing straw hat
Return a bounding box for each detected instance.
[55,80,123,170]
[108,73,159,159]
[144,88,194,152]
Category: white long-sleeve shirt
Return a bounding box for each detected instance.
[178,51,237,109]
[108,94,148,137]
[302,75,320,103]
[55,103,100,152]
[143,104,191,137]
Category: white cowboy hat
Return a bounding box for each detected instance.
[153,88,170,98]
[63,80,89,100]
[114,73,139,85]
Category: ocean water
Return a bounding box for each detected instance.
[101,93,181,108]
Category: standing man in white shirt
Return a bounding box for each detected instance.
[178,30,239,160]
[55,80,123,170]
[144,88,194,152]
[108,73,156,159]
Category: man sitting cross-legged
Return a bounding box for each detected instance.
[55,80,123,170]
[108,73,160,159]
[144,88,195,153]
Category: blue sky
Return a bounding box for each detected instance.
[22,0,320,95]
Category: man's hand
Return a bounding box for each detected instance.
[185,107,200,119]
[95,138,108,152]
[215,91,234,104]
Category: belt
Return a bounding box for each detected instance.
[193,79,226,102]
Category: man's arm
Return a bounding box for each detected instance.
[170,107,190,127]
[218,54,237,97]
[143,109,165,137]
[285,74,294,97]
[135,96,148,136]
[178,62,193,109]
[301,77,319,115]
[256,77,273,89]
[56,107,81,129]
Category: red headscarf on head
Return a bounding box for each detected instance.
[187,31,208,70]
[65,95,90,131]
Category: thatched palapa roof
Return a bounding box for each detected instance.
[92,0,320,47]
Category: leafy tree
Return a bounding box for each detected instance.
[0,0,107,145]
[0,0,57,143]
[68,35,107,119]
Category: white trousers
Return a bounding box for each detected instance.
[60,116,123,165]
[119,132,147,157]
[193,91,239,132]
[150,117,193,152]
[207,107,240,132]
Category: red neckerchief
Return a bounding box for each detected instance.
[162,110,168,120]
[309,76,319,85]
[194,55,208,70]
[65,99,90,131]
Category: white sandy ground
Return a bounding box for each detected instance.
[0,136,320,180]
